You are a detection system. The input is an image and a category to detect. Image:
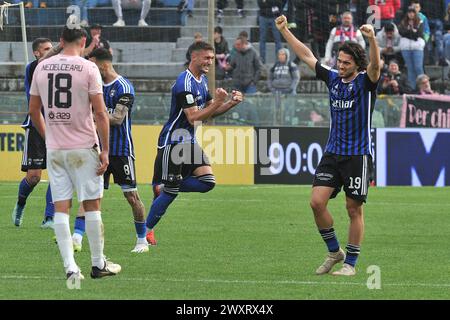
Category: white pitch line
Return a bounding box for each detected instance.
[2,274,450,289]
[0,195,448,207]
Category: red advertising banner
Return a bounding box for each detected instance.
[400,95,450,128]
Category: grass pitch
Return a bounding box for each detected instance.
[0,182,449,300]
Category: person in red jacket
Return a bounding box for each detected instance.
[369,0,402,29]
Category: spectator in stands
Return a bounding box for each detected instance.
[398,6,425,89]
[281,0,296,27]
[214,26,230,80]
[112,0,151,27]
[410,0,430,43]
[377,22,402,66]
[257,0,283,64]
[444,3,450,74]
[415,74,437,94]
[420,0,447,66]
[268,48,299,95]
[83,23,113,58]
[23,1,46,8]
[227,36,262,123]
[185,32,203,68]
[227,36,262,94]
[217,0,245,22]
[72,0,110,27]
[324,11,365,67]
[291,0,329,60]
[177,0,194,18]
[308,109,328,127]
[378,60,411,95]
[227,30,254,62]
[369,0,401,29]
[268,47,299,124]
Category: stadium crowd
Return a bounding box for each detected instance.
[4,0,450,96]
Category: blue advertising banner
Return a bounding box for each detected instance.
[376,128,450,186]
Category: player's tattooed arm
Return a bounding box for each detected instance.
[108,104,129,126]
[109,94,133,126]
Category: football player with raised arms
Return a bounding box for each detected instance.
[276,15,381,276]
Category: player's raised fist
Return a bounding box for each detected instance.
[360,24,375,39]
[275,15,287,31]
[231,90,243,105]
[215,88,228,101]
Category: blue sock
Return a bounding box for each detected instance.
[180,175,215,193]
[17,178,35,207]
[44,185,54,219]
[344,244,361,267]
[146,191,177,230]
[74,216,86,236]
[319,228,340,253]
[134,221,146,239]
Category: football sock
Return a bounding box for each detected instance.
[344,244,360,267]
[85,211,105,269]
[17,178,34,207]
[146,191,177,230]
[179,175,215,193]
[74,216,86,237]
[319,227,340,253]
[134,221,146,239]
[44,185,54,219]
[53,213,78,273]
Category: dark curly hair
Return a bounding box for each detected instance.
[338,42,368,72]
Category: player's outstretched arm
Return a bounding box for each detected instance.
[360,24,381,83]
[90,93,110,175]
[29,95,45,139]
[183,88,228,125]
[275,15,317,72]
[211,90,243,118]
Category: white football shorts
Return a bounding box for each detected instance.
[47,148,104,202]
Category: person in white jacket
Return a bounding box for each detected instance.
[324,12,365,67]
[376,22,402,66]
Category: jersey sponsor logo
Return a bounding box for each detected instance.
[332,100,354,110]
[186,94,194,104]
[316,172,334,181]
[48,111,71,121]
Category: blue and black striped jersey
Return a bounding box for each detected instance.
[103,76,135,158]
[316,62,379,156]
[157,69,212,148]
[22,59,39,129]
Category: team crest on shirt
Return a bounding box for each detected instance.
[110,89,116,97]
[331,84,339,95]
[348,83,353,92]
